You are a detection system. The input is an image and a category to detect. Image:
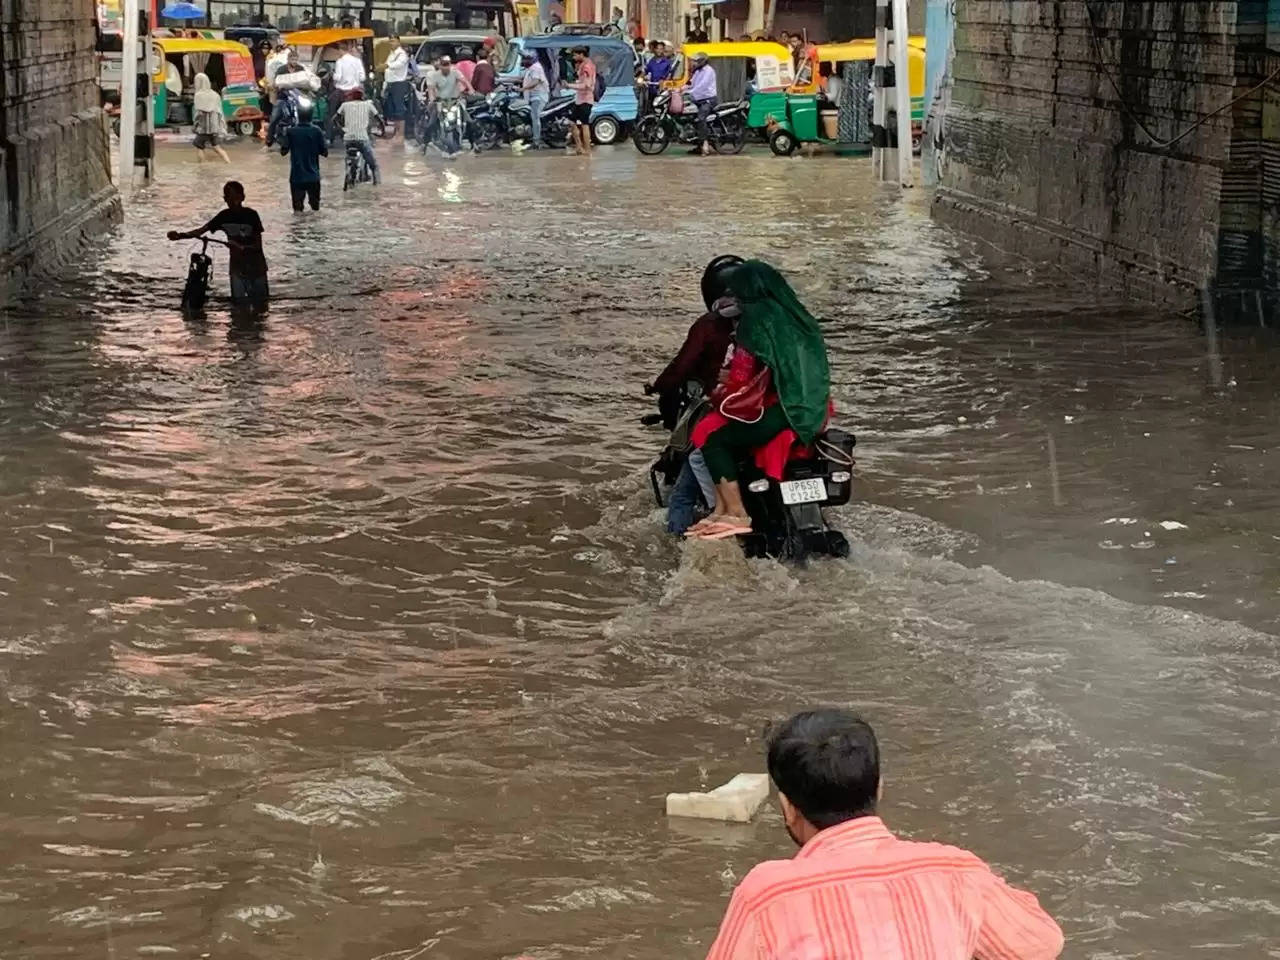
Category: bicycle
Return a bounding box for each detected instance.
[344,141,375,190]
[178,235,228,313]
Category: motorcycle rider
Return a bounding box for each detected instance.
[426,55,476,155]
[519,50,550,149]
[687,261,832,540]
[265,48,317,147]
[683,51,718,156]
[646,255,745,535]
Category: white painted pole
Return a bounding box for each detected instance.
[872,0,889,181]
[892,0,913,185]
[118,0,140,189]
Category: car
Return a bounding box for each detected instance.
[413,29,509,68]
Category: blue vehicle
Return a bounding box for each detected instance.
[503,34,639,145]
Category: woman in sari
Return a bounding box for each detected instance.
[686,260,831,540]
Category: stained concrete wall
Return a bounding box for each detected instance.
[1,0,119,288]
[932,1,1262,312]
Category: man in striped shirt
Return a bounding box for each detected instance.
[705,710,1064,960]
[336,89,381,186]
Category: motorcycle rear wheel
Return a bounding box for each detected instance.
[633,115,671,155]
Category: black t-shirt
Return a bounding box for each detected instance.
[204,206,268,278]
[282,124,328,184]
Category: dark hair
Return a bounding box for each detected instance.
[574,45,589,56]
[766,709,880,830]
[224,180,245,197]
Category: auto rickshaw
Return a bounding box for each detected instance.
[152,37,265,136]
[766,39,925,157]
[282,27,375,126]
[661,41,795,139]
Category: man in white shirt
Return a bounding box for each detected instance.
[327,41,366,139]
[381,34,411,143]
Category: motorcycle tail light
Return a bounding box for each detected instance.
[747,479,770,493]
[831,471,851,483]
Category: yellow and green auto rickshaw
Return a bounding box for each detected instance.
[152,37,265,136]
[765,39,925,157]
[662,41,795,139]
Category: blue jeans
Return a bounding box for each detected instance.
[527,96,546,145]
[666,450,717,534]
[267,97,291,144]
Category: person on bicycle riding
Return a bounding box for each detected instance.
[336,88,381,186]
[683,52,718,156]
[167,180,269,309]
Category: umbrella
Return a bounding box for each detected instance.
[160,2,207,19]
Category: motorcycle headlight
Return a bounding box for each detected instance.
[747,479,770,494]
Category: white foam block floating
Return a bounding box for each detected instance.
[666,773,771,823]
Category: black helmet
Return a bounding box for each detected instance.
[701,255,744,311]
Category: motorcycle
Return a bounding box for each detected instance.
[466,92,508,151]
[645,384,856,562]
[633,91,748,156]
[497,91,576,148]
[266,89,317,146]
[436,98,467,156]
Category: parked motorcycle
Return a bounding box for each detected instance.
[499,91,577,149]
[645,385,856,562]
[632,91,748,156]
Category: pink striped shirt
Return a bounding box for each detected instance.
[705,817,1063,960]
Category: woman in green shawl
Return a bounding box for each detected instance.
[687,260,832,540]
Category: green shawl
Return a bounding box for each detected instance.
[730,260,831,444]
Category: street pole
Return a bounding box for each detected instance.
[119,0,139,189]
[891,0,912,185]
[872,0,891,181]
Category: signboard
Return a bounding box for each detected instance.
[224,54,255,86]
[756,55,794,91]
[98,0,160,32]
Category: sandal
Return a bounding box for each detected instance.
[684,514,730,537]
[694,517,753,540]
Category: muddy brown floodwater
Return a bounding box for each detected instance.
[2,141,1280,959]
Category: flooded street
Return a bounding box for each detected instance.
[3,140,1280,958]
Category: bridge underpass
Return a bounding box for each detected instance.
[4,0,1280,321]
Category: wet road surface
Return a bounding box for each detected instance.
[2,139,1280,958]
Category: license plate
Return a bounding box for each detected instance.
[780,478,826,505]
